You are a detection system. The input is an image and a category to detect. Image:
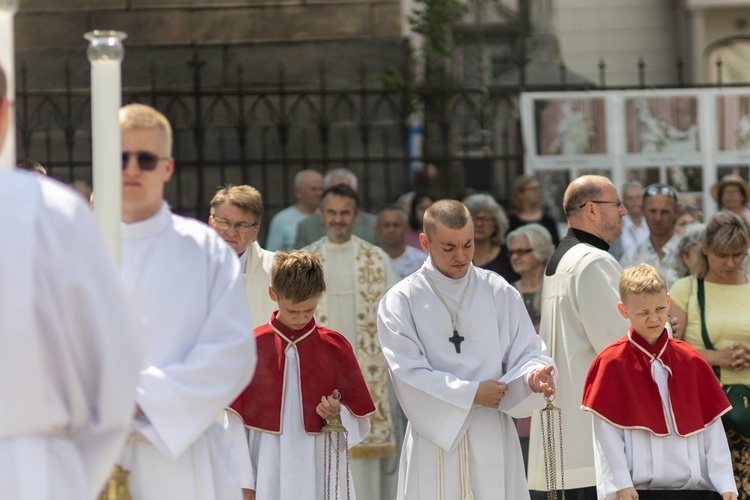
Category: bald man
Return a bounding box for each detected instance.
[527,175,630,499]
[265,169,323,251]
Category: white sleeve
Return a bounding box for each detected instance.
[135,238,257,458]
[340,406,371,449]
[593,416,633,498]
[703,419,738,495]
[223,410,254,490]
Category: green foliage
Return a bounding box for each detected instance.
[408,0,468,61]
[378,0,467,99]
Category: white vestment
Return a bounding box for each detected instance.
[0,171,143,499]
[377,258,555,500]
[229,347,370,499]
[118,202,257,500]
[593,361,736,499]
[240,241,276,327]
[528,238,628,490]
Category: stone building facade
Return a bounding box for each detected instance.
[15,0,406,90]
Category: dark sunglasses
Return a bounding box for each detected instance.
[121,151,168,171]
[644,184,678,202]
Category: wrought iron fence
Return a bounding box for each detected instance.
[15,50,738,243]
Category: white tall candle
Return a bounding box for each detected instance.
[90,59,122,264]
[0,9,16,169]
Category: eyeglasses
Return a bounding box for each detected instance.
[644,184,678,201]
[472,216,495,224]
[211,215,259,233]
[508,248,534,257]
[578,200,623,209]
[121,151,169,171]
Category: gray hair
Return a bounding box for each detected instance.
[324,168,358,191]
[507,223,555,263]
[673,223,705,277]
[462,193,509,246]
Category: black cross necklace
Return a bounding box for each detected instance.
[424,272,471,354]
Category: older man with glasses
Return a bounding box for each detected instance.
[528,175,630,500]
[209,184,277,328]
[620,183,681,289]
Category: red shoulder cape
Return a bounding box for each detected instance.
[581,329,730,436]
[230,313,376,434]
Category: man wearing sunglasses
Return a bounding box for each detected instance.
[620,183,680,289]
[115,103,257,500]
[0,64,144,499]
[528,175,629,500]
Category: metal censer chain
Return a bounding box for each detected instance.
[540,393,565,500]
[323,414,351,500]
[98,465,133,500]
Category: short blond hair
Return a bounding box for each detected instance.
[210,184,263,220]
[423,199,470,239]
[271,251,326,303]
[119,103,173,155]
[619,264,666,303]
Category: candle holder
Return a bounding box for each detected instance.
[85,30,127,264]
[84,30,127,63]
[0,0,19,169]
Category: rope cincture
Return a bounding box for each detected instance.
[436,433,475,500]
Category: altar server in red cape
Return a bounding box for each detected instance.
[581,264,736,500]
[228,251,376,500]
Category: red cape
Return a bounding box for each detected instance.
[230,313,376,434]
[581,329,730,436]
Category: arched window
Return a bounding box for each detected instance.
[707,37,750,84]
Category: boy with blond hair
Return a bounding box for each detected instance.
[582,264,736,500]
[229,251,376,500]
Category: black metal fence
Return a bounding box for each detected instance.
[14,51,739,243]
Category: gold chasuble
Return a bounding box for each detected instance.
[306,236,396,459]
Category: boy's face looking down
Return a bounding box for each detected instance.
[617,290,671,346]
[269,288,320,331]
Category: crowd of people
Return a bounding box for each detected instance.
[5,53,750,500]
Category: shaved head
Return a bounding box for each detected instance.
[423,199,471,239]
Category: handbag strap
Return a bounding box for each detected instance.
[697,278,722,379]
